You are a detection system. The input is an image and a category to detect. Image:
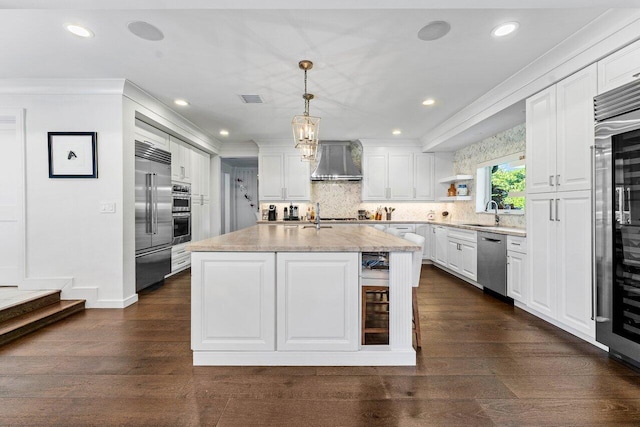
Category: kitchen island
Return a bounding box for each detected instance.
[188,224,419,366]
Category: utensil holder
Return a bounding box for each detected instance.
[386,213,392,220]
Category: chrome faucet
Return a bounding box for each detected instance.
[314,202,321,230]
[485,200,500,226]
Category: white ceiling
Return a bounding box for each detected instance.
[0,3,636,150]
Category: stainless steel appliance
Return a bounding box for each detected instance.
[135,141,172,292]
[477,231,507,297]
[594,78,640,369]
[172,183,191,212]
[268,205,277,221]
[172,183,191,245]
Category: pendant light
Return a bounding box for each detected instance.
[292,60,320,161]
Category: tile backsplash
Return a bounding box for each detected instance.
[260,124,526,228]
[449,123,526,228]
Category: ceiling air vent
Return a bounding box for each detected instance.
[240,94,264,104]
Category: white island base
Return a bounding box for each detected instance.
[191,248,416,366]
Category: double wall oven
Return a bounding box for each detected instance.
[172,183,191,245]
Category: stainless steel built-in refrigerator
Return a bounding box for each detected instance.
[135,141,172,292]
[594,79,640,369]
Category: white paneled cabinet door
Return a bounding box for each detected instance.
[388,153,414,200]
[526,193,557,317]
[460,241,477,281]
[191,252,276,351]
[507,251,527,303]
[363,153,388,200]
[191,148,202,198]
[201,201,211,239]
[556,190,594,338]
[277,252,359,351]
[598,39,640,94]
[430,226,437,262]
[283,153,310,200]
[556,64,597,193]
[415,224,430,259]
[526,86,557,194]
[414,153,435,201]
[446,240,461,274]
[201,152,211,201]
[191,202,202,242]
[435,227,448,266]
[259,153,284,200]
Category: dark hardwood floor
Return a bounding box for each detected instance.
[1,265,639,426]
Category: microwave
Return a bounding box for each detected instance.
[172,183,191,213]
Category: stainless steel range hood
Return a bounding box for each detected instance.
[310,141,362,181]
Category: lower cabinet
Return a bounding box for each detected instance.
[507,236,527,303]
[434,226,448,266]
[446,228,477,282]
[277,252,359,351]
[191,252,276,351]
[415,224,430,259]
[171,243,190,274]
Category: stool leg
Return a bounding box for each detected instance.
[412,287,421,349]
[361,287,367,345]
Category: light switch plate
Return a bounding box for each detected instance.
[100,202,116,213]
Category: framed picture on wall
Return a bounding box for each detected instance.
[48,132,98,178]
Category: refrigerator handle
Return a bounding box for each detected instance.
[591,145,596,321]
[146,173,152,234]
[152,173,158,235]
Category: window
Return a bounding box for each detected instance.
[475,152,526,214]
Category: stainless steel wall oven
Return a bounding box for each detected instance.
[172,183,191,245]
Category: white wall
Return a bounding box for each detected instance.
[0,92,128,307]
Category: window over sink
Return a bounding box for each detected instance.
[475,152,526,214]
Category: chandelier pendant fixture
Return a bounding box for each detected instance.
[292,60,321,161]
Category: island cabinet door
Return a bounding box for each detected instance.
[191,252,276,351]
[277,252,359,351]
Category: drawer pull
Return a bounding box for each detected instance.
[176,260,187,265]
[633,72,640,78]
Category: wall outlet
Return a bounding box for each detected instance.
[100,202,116,214]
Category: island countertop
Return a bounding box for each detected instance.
[188,224,420,252]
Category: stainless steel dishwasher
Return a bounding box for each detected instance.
[477,231,507,297]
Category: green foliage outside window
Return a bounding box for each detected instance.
[491,165,525,210]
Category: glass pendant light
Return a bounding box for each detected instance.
[292,60,320,161]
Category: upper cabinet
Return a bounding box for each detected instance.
[170,136,192,183]
[191,146,210,201]
[526,64,597,194]
[598,39,640,94]
[135,119,170,150]
[259,150,310,202]
[362,147,434,201]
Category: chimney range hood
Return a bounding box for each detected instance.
[310,141,362,181]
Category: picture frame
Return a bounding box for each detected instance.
[48,132,98,178]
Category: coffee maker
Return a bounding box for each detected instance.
[268,205,277,221]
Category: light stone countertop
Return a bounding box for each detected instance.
[188,224,420,252]
[256,219,526,237]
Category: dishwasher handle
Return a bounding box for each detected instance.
[481,237,502,243]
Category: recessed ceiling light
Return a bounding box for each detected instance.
[174,99,189,106]
[392,129,402,136]
[66,24,94,38]
[492,22,519,37]
[422,98,436,106]
[219,130,229,136]
[417,21,451,41]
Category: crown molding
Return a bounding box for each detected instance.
[0,78,126,95]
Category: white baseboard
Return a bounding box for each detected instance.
[193,349,416,366]
[89,293,138,309]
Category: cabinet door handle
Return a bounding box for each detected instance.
[549,199,554,221]
[556,199,560,222]
[556,174,560,186]
[549,175,554,186]
[507,255,510,266]
[633,72,640,78]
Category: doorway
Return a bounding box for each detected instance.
[220,157,259,234]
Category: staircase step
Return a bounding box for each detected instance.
[0,300,85,346]
[0,290,61,323]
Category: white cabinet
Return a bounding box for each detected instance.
[259,151,310,202]
[171,243,190,274]
[191,201,211,243]
[434,226,448,266]
[191,147,210,202]
[598,39,640,94]
[191,252,276,351]
[170,136,192,183]
[276,252,359,351]
[429,225,437,262]
[446,228,477,281]
[507,236,527,304]
[526,64,597,194]
[362,148,435,201]
[415,224,430,259]
[135,119,169,150]
[526,191,593,337]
